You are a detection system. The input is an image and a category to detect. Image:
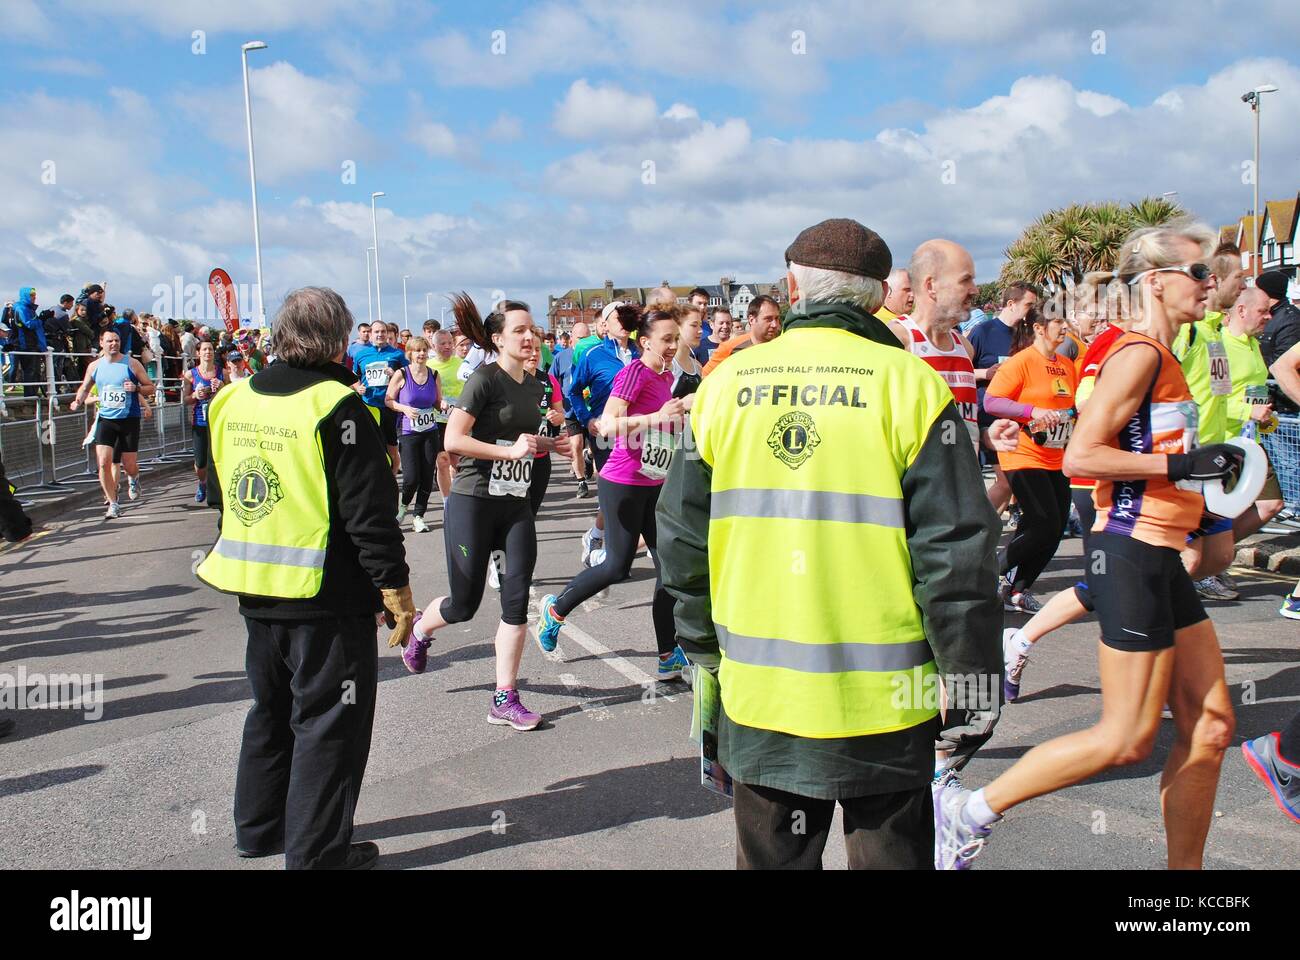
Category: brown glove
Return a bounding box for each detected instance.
[381,585,416,648]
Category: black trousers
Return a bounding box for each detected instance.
[1001,468,1070,592]
[528,454,552,517]
[553,478,676,655]
[398,430,441,516]
[734,781,933,869]
[234,614,378,869]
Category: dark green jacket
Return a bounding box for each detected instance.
[656,301,1003,800]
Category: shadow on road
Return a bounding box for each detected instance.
[362,755,728,868]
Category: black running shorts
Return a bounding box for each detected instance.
[1086,531,1208,652]
[94,417,142,456]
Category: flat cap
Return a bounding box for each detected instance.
[784,218,892,281]
[1256,270,1290,301]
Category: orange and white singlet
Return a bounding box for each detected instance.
[1092,331,1203,550]
[899,316,979,446]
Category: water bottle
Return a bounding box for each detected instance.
[1027,407,1076,446]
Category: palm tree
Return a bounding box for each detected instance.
[1001,196,1186,285]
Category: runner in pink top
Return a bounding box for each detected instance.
[534,304,694,681]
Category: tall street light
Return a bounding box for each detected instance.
[241,40,268,327]
[365,247,374,324]
[426,292,432,321]
[402,274,411,329]
[1242,83,1280,277]
[370,191,386,323]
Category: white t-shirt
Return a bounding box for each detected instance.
[458,345,498,381]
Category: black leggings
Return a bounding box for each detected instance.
[553,479,676,656]
[439,493,536,626]
[1072,486,1097,612]
[1002,468,1070,593]
[398,431,441,517]
[528,455,552,517]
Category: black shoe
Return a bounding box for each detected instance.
[0,718,14,739]
[338,841,379,870]
[576,479,591,499]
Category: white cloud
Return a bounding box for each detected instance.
[410,120,458,157]
[554,80,658,139]
[19,56,104,77]
[55,0,394,33]
[175,62,368,184]
[486,112,524,142]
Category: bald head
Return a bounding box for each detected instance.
[883,268,913,315]
[650,286,676,305]
[572,321,590,339]
[908,239,977,330]
[1231,286,1271,337]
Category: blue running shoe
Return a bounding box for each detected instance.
[657,645,690,682]
[1241,733,1300,824]
[1280,594,1300,620]
[536,594,564,653]
[195,483,206,504]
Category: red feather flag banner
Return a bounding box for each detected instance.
[208,268,240,334]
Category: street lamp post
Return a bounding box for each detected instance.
[370,191,386,323]
[366,248,374,324]
[402,275,411,329]
[426,292,432,322]
[241,40,268,328]
[1242,84,1280,277]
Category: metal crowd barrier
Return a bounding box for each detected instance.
[0,349,196,496]
[1262,413,1300,516]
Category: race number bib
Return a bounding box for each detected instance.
[196,401,210,427]
[488,439,532,497]
[410,408,439,433]
[434,406,450,424]
[1041,419,1075,449]
[364,362,391,389]
[1207,341,1231,396]
[638,428,676,481]
[100,387,128,411]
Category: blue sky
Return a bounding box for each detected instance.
[2,0,1298,326]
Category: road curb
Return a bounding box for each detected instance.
[1234,531,1300,577]
[22,460,197,525]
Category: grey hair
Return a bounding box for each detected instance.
[788,262,885,314]
[273,287,354,367]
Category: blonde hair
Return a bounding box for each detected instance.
[1116,221,1216,284]
[405,335,430,357]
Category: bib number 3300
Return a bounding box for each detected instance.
[488,439,533,497]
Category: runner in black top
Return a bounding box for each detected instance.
[403,294,571,732]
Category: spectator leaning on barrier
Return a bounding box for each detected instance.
[197,285,414,871]
[13,287,47,397]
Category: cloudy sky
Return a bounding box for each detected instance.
[2,0,1298,326]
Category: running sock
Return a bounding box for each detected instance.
[587,525,602,541]
[963,788,1002,830]
[1010,629,1032,656]
[493,687,514,707]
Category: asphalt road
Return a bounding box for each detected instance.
[2,463,1298,870]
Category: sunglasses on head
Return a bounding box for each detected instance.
[1130,262,1212,285]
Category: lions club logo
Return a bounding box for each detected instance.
[228,456,285,526]
[768,412,821,469]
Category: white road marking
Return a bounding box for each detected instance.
[529,608,677,702]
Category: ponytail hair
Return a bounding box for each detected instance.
[450,291,502,352]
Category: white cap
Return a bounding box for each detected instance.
[600,301,627,324]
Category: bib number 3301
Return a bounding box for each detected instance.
[488,439,532,497]
[639,428,676,481]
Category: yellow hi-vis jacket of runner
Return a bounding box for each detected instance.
[197,377,356,599]
[689,326,951,739]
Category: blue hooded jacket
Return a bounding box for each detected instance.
[14,287,46,352]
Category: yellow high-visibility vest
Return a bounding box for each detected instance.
[197,377,356,599]
[690,326,953,738]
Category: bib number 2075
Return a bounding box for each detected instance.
[488,439,532,497]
